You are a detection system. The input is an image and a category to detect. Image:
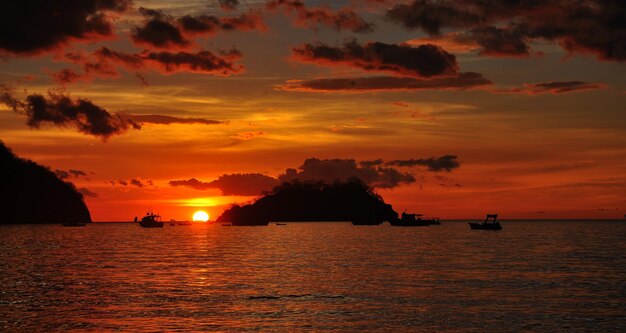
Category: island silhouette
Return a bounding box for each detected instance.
[0,141,91,224]
[216,178,398,225]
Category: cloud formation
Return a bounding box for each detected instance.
[78,187,98,198]
[169,174,280,196]
[386,0,626,61]
[496,81,607,95]
[54,169,88,180]
[278,158,416,189]
[133,8,190,49]
[132,7,266,49]
[0,0,130,55]
[386,155,460,172]
[1,88,139,140]
[267,0,374,33]
[97,47,244,76]
[218,0,240,11]
[54,46,245,84]
[168,155,462,195]
[110,178,153,188]
[292,40,459,78]
[276,72,492,92]
[126,115,224,125]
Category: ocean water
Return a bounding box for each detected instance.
[1,221,625,332]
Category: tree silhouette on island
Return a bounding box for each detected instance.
[216,178,398,225]
[0,141,91,224]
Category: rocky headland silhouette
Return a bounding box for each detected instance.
[216,178,398,225]
[0,141,92,224]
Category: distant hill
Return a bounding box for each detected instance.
[0,141,92,224]
[216,179,398,225]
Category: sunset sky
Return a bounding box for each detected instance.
[1,0,624,221]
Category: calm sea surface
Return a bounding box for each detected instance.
[1,221,625,332]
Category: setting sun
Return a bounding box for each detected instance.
[192,211,209,222]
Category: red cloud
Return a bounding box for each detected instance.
[51,47,245,84]
[495,81,607,95]
[276,72,492,93]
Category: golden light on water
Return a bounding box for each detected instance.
[192,211,209,222]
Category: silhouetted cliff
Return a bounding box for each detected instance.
[0,141,92,223]
[217,178,398,225]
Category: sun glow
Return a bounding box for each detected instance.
[192,211,209,222]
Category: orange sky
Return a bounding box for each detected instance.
[1,0,625,221]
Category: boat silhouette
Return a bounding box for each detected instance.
[469,214,502,230]
[389,212,440,226]
[136,210,164,228]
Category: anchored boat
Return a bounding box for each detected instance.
[390,212,440,226]
[135,210,164,228]
[469,214,502,230]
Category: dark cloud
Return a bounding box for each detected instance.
[54,169,71,180]
[277,72,492,92]
[0,0,130,55]
[111,178,153,188]
[130,178,144,188]
[132,7,266,49]
[133,8,191,49]
[78,187,98,198]
[55,47,245,82]
[70,169,87,177]
[292,40,459,78]
[126,114,224,125]
[141,50,244,75]
[52,69,85,85]
[169,178,212,190]
[54,169,88,180]
[387,155,460,172]
[472,26,530,57]
[178,13,266,36]
[218,0,240,11]
[0,87,140,140]
[169,174,280,196]
[267,0,374,33]
[178,15,222,34]
[386,0,626,61]
[219,13,267,32]
[386,0,483,35]
[277,158,416,189]
[496,81,607,94]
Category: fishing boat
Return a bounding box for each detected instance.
[177,220,192,226]
[135,210,164,228]
[469,214,502,230]
[390,212,440,226]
